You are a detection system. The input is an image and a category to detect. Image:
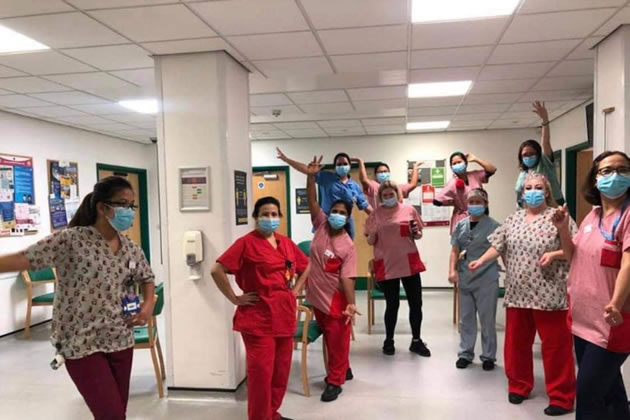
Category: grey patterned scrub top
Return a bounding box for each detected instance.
[488,208,576,311]
[24,226,154,359]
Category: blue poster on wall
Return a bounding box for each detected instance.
[49,197,67,229]
[14,165,34,204]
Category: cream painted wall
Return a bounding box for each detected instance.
[0,110,160,337]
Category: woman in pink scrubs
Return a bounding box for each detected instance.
[365,180,428,357]
[434,152,497,234]
[553,151,630,420]
[293,156,359,403]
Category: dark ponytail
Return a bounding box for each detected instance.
[69,176,133,227]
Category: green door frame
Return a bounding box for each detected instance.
[96,163,151,263]
[565,142,592,220]
[252,165,292,238]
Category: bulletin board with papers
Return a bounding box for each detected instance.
[405,160,451,227]
[0,153,40,236]
[47,160,79,230]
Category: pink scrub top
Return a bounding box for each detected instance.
[434,170,488,234]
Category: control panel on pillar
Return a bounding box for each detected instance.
[184,231,203,280]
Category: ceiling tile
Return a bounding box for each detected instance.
[518,0,625,14]
[30,91,109,105]
[44,72,140,100]
[98,112,155,123]
[301,0,407,29]
[2,12,127,48]
[411,46,492,69]
[353,99,406,111]
[250,123,277,132]
[318,119,362,128]
[347,86,407,101]
[282,128,327,138]
[68,103,136,115]
[518,89,592,102]
[408,96,462,107]
[453,112,502,121]
[55,115,114,125]
[478,62,556,80]
[79,121,139,131]
[0,77,71,93]
[331,52,407,72]
[548,59,594,76]
[90,5,217,42]
[250,104,304,116]
[228,32,322,60]
[365,125,406,134]
[62,45,153,71]
[595,7,630,36]
[0,65,27,78]
[190,0,308,35]
[462,93,522,104]
[324,126,366,136]
[0,94,52,108]
[66,0,174,8]
[532,75,593,91]
[408,106,457,117]
[250,93,293,107]
[489,120,536,128]
[287,90,348,104]
[471,79,538,94]
[251,130,291,139]
[501,9,617,43]
[489,39,582,64]
[0,0,73,18]
[498,111,539,120]
[0,51,95,74]
[412,17,508,49]
[298,102,354,114]
[109,68,154,88]
[253,57,333,78]
[273,122,320,130]
[458,103,511,114]
[18,106,87,117]
[0,88,14,95]
[449,120,492,129]
[318,25,407,55]
[567,37,604,60]
[142,38,243,61]
[409,67,480,83]
[361,117,406,126]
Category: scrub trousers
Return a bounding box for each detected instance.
[242,333,293,420]
[314,307,352,386]
[379,274,423,341]
[458,279,498,362]
[505,308,576,410]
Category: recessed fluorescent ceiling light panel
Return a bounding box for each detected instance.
[407,121,450,131]
[408,81,472,98]
[119,99,158,114]
[0,25,49,54]
[412,0,520,23]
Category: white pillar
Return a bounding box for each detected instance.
[594,25,630,155]
[154,51,251,391]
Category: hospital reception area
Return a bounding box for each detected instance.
[3,1,630,419]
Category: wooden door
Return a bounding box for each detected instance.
[252,169,289,237]
[349,168,372,278]
[98,169,142,247]
[576,149,593,226]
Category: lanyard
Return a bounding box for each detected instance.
[599,200,630,241]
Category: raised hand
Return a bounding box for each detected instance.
[306,155,323,175]
[532,101,549,123]
[551,204,570,231]
[465,153,477,163]
[276,147,288,162]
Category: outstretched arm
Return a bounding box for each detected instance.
[306,156,324,222]
[276,147,314,175]
[351,157,371,191]
[0,253,30,273]
[533,101,553,157]
[408,161,423,188]
[467,153,496,175]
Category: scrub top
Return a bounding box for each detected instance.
[569,206,630,353]
[307,210,357,317]
[317,171,369,213]
[515,153,564,206]
[366,203,425,281]
[365,179,415,209]
[451,216,500,291]
[434,170,489,234]
[217,230,309,337]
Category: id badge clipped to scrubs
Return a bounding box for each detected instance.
[601,240,622,269]
[122,286,141,316]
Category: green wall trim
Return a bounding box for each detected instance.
[253,166,292,238]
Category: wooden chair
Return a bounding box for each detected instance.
[293,305,327,397]
[133,283,166,398]
[22,267,57,339]
[367,260,406,335]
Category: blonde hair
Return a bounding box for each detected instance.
[522,173,556,207]
[377,180,402,204]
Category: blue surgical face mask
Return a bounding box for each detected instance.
[258,217,280,234]
[452,162,467,174]
[328,213,347,230]
[335,165,350,176]
[523,189,545,208]
[376,172,390,183]
[468,205,486,217]
[382,197,398,207]
[107,206,135,232]
[597,173,630,199]
[523,156,538,169]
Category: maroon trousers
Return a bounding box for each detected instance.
[65,348,134,420]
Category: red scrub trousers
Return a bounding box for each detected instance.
[314,307,351,386]
[505,308,576,410]
[242,333,294,420]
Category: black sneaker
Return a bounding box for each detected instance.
[321,384,342,402]
[456,358,471,369]
[345,367,353,381]
[508,393,526,404]
[544,405,571,416]
[409,340,431,357]
[482,360,495,371]
[279,417,294,420]
[383,339,395,355]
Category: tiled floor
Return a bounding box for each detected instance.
[1,290,626,419]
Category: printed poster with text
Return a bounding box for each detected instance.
[47,160,79,230]
[406,159,450,227]
[0,154,34,230]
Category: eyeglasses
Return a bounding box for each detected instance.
[597,166,630,177]
[105,201,138,210]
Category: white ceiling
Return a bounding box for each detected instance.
[0,0,627,143]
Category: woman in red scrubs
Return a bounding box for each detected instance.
[293,156,359,403]
[211,196,309,420]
